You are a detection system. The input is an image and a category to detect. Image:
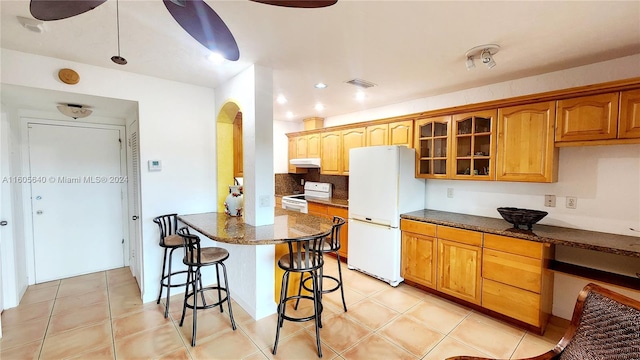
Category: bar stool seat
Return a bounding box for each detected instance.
[153,214,189,319]
[178,227,236,347]
[273,229,332,358]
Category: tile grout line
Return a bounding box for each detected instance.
[37,280,61,360]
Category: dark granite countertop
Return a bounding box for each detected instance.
[306,197,349,209]
[401,209,640,258]
[178,208,334,245]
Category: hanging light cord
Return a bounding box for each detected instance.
[111,0,127,64]
[115,0,122,57]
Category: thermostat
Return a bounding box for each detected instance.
[148,160,162,172]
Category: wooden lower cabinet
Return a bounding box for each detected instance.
[437,238,482,305]
[482,234,554,330]
[400,221,554,332]
[482,279,542,326]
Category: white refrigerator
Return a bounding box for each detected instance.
[347,145,425,286]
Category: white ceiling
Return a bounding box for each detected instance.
[2,0,640,122]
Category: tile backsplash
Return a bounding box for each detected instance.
[275,170,348,200]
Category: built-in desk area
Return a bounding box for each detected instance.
[178,208,333,320]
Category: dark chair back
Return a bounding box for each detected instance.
[177,227,203,266]
[281,230,332,272]
[153,214,178,245]
[324,216,346,251]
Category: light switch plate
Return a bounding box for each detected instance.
[544,194,556,207]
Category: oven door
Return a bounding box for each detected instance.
[281,198,308,213]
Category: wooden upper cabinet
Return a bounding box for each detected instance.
[389,120,413,147]
[233,113,243,178]
[451,110,496,180]
[366,124,388,146]
[556,92,619,142]
[415,116,451,179]
[295,136,308,158]
[341,127,366,174]
[497,101,558,183]
[620,89,640,139]
[288,136,307,174]
[307,133,321,158]
[320,131,341,175]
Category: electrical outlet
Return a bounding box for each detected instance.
[544,194,556,207]
[259,195,270,208]
[447,188,454,198]
[566,196,577,209]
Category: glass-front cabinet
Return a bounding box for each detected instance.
[451,110,496,179]
[415,116,451,178]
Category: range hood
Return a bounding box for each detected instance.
[290,158,321,168]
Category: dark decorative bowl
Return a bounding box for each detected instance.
[497,207,548,230]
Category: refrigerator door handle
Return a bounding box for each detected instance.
[350,218,395,229]
[351,215,393,227]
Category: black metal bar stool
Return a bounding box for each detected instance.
[296,216,348,312]
[153,214,189,318]
[177,227,236,347]
[273,229,332,358]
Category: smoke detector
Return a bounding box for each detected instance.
[17,16,45,33]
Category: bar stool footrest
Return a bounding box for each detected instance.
[160,270,189,288]
[302,274,341,294]
[280,295,323,323]
[184,286,230,311]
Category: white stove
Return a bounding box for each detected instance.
[281,181,332,213]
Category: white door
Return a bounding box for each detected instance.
[28,123,125,283]
[127,121,143,290]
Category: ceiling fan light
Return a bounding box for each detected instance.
[465,56,475,70]
[57,104,93,119]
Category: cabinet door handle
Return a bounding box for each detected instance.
[132,216,139,220]
[0,220,7,226]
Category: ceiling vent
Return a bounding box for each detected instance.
[345,78,377,89]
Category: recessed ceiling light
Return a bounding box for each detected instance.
[315,103,325,111]
[208,52,225,64]
[355,91,366,101]
[276,94,287,104]
[286,111,294,119]
[314,83,327,89]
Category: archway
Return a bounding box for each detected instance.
[216,101,242,212]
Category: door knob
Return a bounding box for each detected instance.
[0,220,7,226]
[36,210,43,215]
[132,216,139,220]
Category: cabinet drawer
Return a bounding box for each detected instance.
[483,248,542,293]
[327,206,348,219]
[437,226,482,246]
[484,234,544,259]
[400,219,436,237]
[308,202,328,215]
[482,279,541,326]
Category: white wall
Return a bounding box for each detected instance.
[1,49,218,304]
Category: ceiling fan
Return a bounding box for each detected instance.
[29,0,337,62]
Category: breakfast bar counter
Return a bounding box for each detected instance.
[176,208,334,321]
[178,207,334,245]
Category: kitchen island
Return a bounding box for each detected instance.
[178,208,334,320]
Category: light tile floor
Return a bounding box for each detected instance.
[0,257,568,359]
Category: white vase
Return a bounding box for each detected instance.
[224,185,244,217]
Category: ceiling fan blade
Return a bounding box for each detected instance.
[30,0,107,21]
[163,0,239,61]
[249,0,337,8]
